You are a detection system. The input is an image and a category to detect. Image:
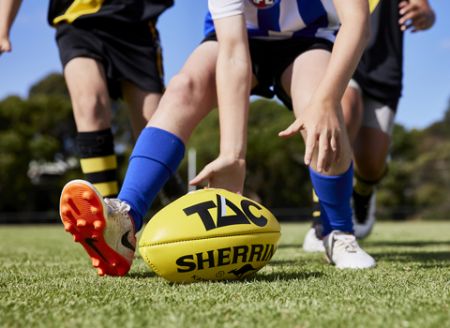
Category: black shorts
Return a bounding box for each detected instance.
[56,19,165,99]
[203,33,333,110]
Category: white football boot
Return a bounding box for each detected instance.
[323,231,376,269]
[353,192,376,239]
[303,227,325,252]
[60,180,136,276]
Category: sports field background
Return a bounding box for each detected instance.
[1,221,449,328]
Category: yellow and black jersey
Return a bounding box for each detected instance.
[354,0,404,107]
[48,0,173,26]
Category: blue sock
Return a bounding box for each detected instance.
[309,164,354,236]
[118,127,185,231]
[318,201,331,238]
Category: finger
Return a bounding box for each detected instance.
[398,3,415,16]
[189,166,213,186]
[0,41,11,53]
[278,120,304,138]
[399,20,411,30]
[210,180,243,195]
[398,1,409,10]
[331,131,340,163]
[304,131,317,166]
[400,21,413,31]
[317,131,330,172]
[399,10,420,26]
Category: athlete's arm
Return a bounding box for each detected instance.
[190,0,251,194]
[0,0,22,54]
[313,0,370,108]
[279,0,369,172]
[399,0,435,32]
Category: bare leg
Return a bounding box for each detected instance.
[64,57,121,197]
[342,86,364,145]
[280,49,352,175]
[341,84,389,179]
[354,127,390,180]
[148,41,219,143]
[64,57,111,131]
[121,82,186,202]
[121,82,161,139]
[350,106,391,239]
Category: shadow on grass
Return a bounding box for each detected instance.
[127,267,322,282]
[127,271,157,279]
[365,240,450,247]
[374,250,450,266]
[267,259,298,266]
[251,270,323,282]
[277,244,301,249]
[417,263,450,269]
[207,270,324,284]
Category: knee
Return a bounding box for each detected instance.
[71,92,109,122]
[166,73,196,105]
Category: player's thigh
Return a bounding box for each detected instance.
[342,83,364,144]
[64,57,111,130]
[280,49,352,173]
[280,49,331,117]
[149,42,219,142]
[122,82,161,138]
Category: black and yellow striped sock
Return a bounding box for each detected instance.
[311,189,323,237]
[354,166,388,197]
[77,129,119,198]
[312,189,320,220]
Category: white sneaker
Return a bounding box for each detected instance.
[323,231,376,269]
[302,228,325,252]
[353,192,376,239]
[60,180,136,276]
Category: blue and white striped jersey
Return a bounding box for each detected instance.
[205,0,340,42]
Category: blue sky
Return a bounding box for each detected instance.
[0,1,449,129]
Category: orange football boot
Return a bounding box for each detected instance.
[59,180,136,276]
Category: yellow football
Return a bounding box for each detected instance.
[139,188,281,283]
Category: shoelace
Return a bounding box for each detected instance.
[333,234,359,253]
[104,198,131,216]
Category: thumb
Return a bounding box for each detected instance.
[278,119,304,138]
[0,39,12,53]
[189,165,213,186]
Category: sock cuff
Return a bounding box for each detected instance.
[309,163,353,180]
[131,127,185,174]
[76,128,113,138]
[309,163,353,203]
[354,165,388,186]
[76,128,114,158]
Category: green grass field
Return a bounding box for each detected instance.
[1,221,449,328]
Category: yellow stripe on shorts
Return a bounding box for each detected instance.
[80,155,117,174]
[369,0,381,14]
[53,0,105,25]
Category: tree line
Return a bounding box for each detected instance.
[0,74,448,220]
